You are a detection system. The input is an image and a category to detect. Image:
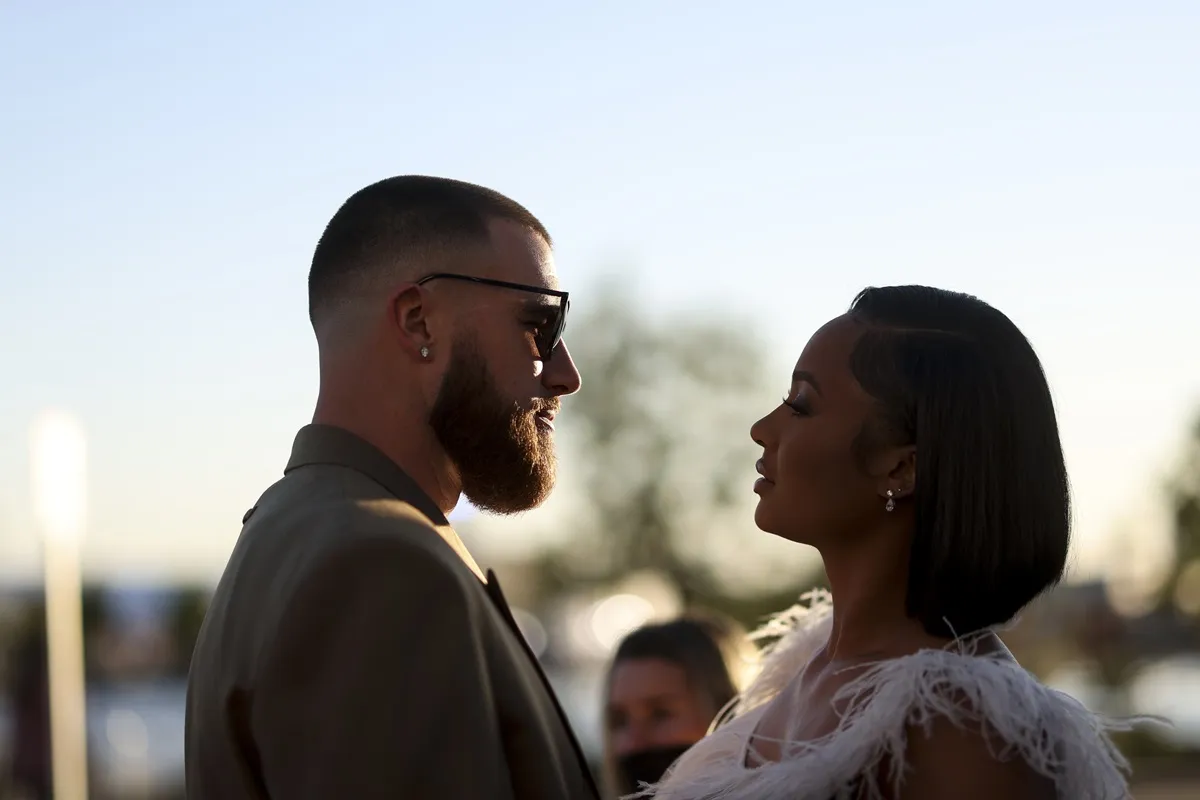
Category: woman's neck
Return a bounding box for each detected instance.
[819,537,937,662]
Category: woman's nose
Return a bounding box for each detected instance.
[750,412,771,447]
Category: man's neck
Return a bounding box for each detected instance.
[311,400,461,515]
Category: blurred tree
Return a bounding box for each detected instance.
[1160,411,1200,617]
[534,279,820,611]
[1109,411,1200,768]
[169,587,211,674]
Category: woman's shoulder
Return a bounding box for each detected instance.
[840,643,1141,797]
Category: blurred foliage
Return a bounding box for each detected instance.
[534,280,821,617]
[169,588,210,672]
[1112,726,1189,761]
[1094,410,1200,768]
[1159,411,1200,616]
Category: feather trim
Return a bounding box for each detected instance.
[634,591,1155,800]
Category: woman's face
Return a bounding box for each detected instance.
[605,657,715,757]
[749,314,900,546]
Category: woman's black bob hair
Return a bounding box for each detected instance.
[848,285,1071,637]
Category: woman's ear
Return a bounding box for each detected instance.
[876,445,917,500]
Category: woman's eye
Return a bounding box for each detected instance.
[782,396,810,416]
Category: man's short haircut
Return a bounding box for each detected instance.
[308,175,551,325]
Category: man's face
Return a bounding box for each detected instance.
[429,333,558,513]
[427,218,582,513]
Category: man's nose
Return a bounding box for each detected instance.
[542,340,582,396]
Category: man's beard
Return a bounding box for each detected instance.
[429,338,559,514]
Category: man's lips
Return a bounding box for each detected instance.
[535,410,556,431]
[755,459,774,482]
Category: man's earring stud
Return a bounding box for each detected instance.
[419,346,430,359]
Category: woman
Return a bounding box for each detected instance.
[643,286,1141,799]
[603,615,751,798]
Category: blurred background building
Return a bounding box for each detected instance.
[2,1,1199,797]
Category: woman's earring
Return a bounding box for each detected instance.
[419,346,430,359]
[885,490,896,513]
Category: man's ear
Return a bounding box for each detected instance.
[390,284,434,361]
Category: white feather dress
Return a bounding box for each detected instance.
[638,591,1142,800]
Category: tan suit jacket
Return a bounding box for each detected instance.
[185,424,599,799]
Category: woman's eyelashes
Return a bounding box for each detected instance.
[782,395,812,416]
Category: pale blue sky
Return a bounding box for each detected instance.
[1,2,1197,586]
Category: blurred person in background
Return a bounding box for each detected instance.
[642,286,1149,799]
[186,176,596,799]
[602,615,751,798]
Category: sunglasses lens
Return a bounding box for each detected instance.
[541,299,568,359]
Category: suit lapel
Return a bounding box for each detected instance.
[286,426,597,795]
[485,570,600,799]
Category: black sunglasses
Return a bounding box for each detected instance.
[415,273,570,360]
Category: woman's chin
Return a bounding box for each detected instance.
[753,505,818,547]
[752,503,779,535]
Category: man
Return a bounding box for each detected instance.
[185,176,596,799]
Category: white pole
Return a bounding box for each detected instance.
[30,410,90,800]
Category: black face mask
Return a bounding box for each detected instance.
[615,743,693,796]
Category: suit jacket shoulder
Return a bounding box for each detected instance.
[186,426,598,800]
